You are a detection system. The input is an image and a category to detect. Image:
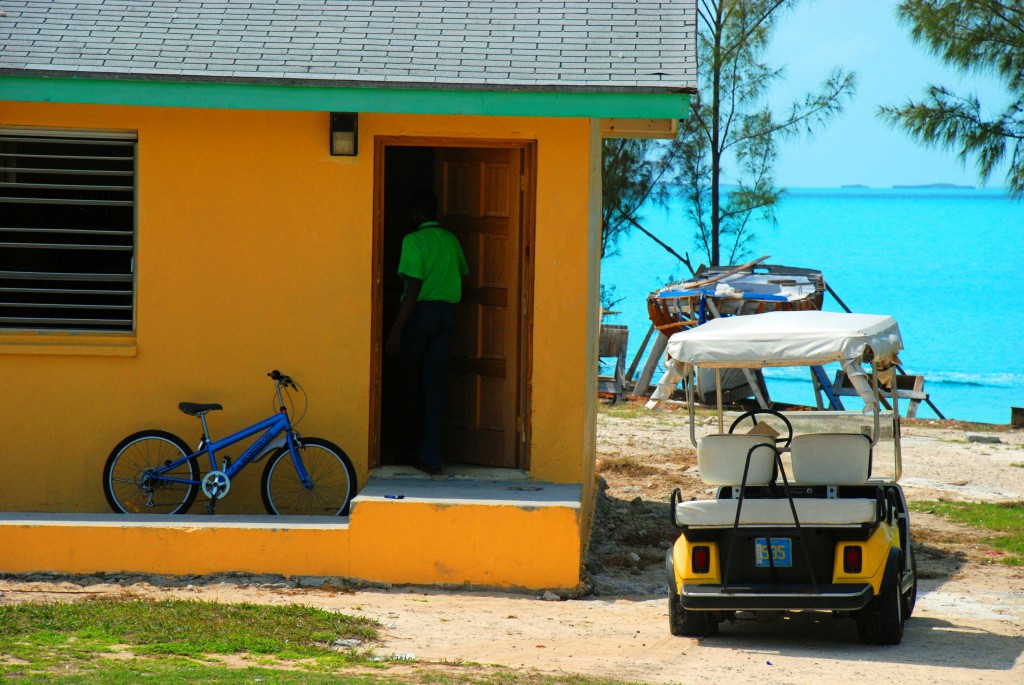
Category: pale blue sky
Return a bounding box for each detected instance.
[760,0,1009,188]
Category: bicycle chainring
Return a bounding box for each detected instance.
[201,470,231,499]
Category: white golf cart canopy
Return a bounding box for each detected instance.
[648,311,903,411]
[664,311,902,368]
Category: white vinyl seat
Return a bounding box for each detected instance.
[696,434,776,486]
[674,497,877,528]
[790,433,871,485]
[676,432,879,529]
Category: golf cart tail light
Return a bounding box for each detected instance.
[692,546,710,574]
[844,546,862,574]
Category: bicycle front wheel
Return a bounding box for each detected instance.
[103,430,200,514]
[261,437,356,516]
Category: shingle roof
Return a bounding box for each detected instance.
[0,0,696,93]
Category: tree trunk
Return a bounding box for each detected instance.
[709,4,724,267]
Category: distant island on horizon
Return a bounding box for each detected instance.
[837,182,978,190]
[892,182,977,190]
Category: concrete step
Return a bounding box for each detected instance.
[0,475,585,590]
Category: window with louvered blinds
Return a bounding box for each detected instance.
[0,128,136,332]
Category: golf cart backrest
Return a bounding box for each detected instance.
[697,434,775,485]
[790,433,872,485]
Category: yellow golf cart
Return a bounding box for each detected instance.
[648,311,917,645]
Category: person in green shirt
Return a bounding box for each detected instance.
[386,189,469,474]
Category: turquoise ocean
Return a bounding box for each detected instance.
[600,187,1024,424]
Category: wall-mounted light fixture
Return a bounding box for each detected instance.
[330,112,358,156]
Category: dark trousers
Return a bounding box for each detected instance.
[400,300,457,467]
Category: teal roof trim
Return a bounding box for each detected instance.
[0,76,691,120]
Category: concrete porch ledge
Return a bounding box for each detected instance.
[0,512,348,528]
[0,511,352,579]
[353,475,582,508]
[0,476,586,591]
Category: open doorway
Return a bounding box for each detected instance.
[373,141,534,471]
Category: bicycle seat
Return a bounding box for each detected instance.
[178,402,223,416]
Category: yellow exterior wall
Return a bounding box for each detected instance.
[0,518,353,578]
[583,120,604,539]
[0,498,582,590]
[0,102,600,519]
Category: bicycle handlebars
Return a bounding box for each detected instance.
[268,370,296,388]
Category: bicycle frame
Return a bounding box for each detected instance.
[149,409,311,488]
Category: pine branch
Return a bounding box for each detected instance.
[883,3,1024,197]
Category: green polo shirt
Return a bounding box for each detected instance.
[398,221,469,303]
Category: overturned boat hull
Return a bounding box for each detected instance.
[648,261,825,337]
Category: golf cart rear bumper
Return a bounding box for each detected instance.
[679,583,874,611]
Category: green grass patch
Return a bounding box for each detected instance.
[0,656,374,684]
[598,402,651,420]
[0,598,644,684]
[0,657,644,684]
[598,401,712,421]
[910,500,1024,564]
[0,597,378,679]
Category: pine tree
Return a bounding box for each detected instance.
[601,1,856,268]
[683,0,855,266]
[880,0,1024,196]
[601,138,678,259]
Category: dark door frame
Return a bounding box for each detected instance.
[369,136,537,470]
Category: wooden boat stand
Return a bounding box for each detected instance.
[623,279,946,420]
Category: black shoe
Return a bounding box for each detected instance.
[409,460,442,475]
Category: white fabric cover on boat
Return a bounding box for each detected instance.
[658,272,818,302]
[697,434,776,485]
[647,311,903,411]
[665,311,902,368]
[674,497,878,528]
[790,433,871,485]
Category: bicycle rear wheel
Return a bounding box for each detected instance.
[103,430,200,514]
[261,437,356,516]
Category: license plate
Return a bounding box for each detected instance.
[755,538,792,568]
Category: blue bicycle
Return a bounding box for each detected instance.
[102,371,356,516]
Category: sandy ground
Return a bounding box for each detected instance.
[2,410,1023,684]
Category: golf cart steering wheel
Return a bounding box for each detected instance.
[728,409,794,450]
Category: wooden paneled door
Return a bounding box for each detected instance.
[437,147,523,468]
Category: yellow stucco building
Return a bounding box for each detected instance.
[0,0,695,590]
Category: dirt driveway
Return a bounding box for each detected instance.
[2,410,1023,684]
[2,561,1020,684]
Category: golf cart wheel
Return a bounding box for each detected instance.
[669,592,718,638]
[855,555,905,645]
[680,609,718,638]
[668,589,686,636]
